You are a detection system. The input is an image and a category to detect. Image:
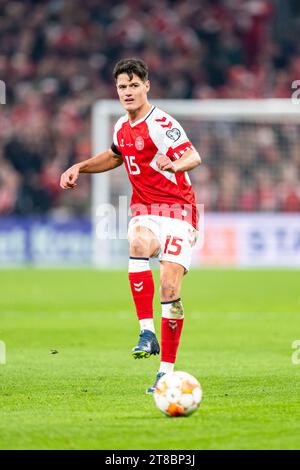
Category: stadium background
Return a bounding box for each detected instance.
[0,0,300,267]
[0,0,300,451]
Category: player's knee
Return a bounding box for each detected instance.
[160,278,180,301]
[129,236,150,257]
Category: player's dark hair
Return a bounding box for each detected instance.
[113,58,149,82]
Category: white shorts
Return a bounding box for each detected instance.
[128,215,198,272]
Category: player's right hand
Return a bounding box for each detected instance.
[60,165,80,189]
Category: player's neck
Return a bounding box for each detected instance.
[127,102,152,125]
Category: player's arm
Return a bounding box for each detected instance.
[153,113,201,174]
[157,148,201,173]
[60,148,123,189]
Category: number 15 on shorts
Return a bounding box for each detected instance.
[164,236,183,256]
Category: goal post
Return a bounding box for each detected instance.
[92,99,300,269]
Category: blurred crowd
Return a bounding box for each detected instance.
[0,0,300,215]
[188,121,300,212]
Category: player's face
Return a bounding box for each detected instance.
[116,73,150,113]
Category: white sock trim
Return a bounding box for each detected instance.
[161,299,184,319]
[129,258,150,273]
[139,318,155,333]
[159,362,175,374]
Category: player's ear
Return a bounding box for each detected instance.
[145,80,150,93]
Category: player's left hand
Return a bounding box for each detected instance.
[156,155,177,173]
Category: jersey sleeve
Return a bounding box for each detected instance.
[151,113,195,160]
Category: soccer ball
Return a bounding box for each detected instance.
[153,371,202,417]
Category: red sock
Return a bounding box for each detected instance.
[128,259,154,321]
[161,299,184,363]
[161,318,184,363]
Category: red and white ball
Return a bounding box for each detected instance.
[154,371,202,417]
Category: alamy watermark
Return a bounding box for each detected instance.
[0,80,6,104]
[94,197,205,248]
[0,340,6,365]
[291,80,300,104]
[291,340,300,365]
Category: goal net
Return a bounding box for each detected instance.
[92,99,300,268]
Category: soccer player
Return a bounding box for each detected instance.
[60,58,201,393]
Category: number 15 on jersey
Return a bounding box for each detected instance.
[125,155,141,175]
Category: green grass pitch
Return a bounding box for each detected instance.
[0,268,299,450]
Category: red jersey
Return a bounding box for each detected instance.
[111,106,198,229]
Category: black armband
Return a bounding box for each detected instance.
[111,142,122,155]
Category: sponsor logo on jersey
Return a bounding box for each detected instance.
[166,128,181,142]
[135,136,144,151]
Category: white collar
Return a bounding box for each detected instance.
[128,105,155,127]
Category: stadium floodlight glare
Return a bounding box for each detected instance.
[92,99,300,268]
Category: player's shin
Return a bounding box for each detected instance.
[128,257,155,333]
[160,299,184,371]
